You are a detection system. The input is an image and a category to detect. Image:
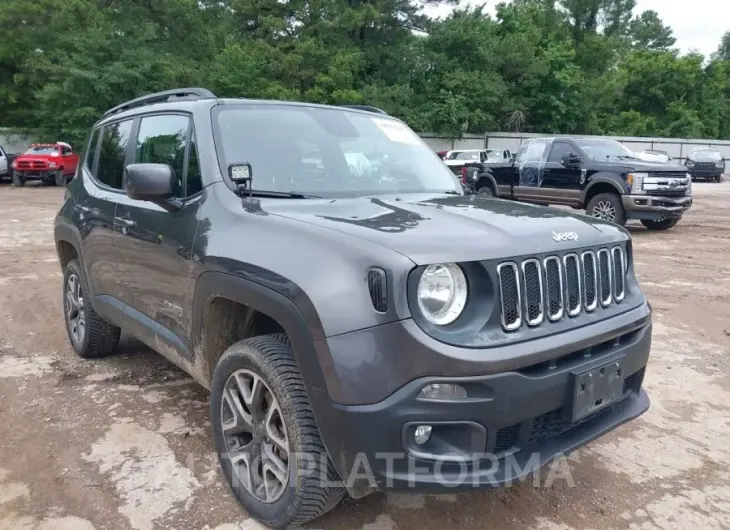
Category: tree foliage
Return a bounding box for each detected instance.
[0,0,729,143]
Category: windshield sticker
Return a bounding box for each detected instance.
[373,118,420,145]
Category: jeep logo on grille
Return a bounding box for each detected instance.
[552,231,579,242]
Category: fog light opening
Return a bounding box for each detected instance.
[414,425,433,445]
[418,383,467,401]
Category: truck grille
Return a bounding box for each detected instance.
[497,246,627,331]
[17,160,47,170]
[647,189,686,197]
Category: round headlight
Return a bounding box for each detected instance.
[417,263,468,325]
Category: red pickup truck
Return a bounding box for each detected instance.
[11,142,79,187]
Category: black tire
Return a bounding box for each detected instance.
[641,218,679,230]
[716,174,723,183]
[211,334,345,529]
[476,185,494,197]
[12,172,24,187]
[63,259,121,358]
[586,192,626,226]
[55,171,66,187]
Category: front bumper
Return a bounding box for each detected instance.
[14,169,59,181]
[316,305,652,496]
[622,194,692,220]
[688,169,723,180]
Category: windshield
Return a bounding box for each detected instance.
[215,106,461,197]
[576,140,636,161]
[447,151,480,161]
[690,150,721,160]
[24,146,59,155]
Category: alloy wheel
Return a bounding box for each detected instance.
[65,273,86,344]
[220,369,290,503]
[591,200,616,222]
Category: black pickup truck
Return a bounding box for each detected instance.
[462,137,692,230]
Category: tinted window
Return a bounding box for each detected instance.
[135,115,190,197]
[84,129,100,172]
[186,131,202,196]
[548,142,574,163]
[97,120,133,189]
[62,146,72,155]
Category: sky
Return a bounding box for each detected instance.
[423,0,728,58]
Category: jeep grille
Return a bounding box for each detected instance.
[497,246,627,331]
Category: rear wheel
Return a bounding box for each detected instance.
[211,334,345,528]
[476,185,494,197]
[586,192,626,226]
[63,259,121,358]
[11,172,24,187]
[641,218,679,231]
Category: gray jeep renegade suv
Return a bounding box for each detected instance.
[54,88,651,528]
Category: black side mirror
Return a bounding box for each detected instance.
[561,152,581,167]
[124,163,174,202]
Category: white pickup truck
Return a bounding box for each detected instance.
[0,145,18,181]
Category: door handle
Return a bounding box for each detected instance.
[114,217,136,228]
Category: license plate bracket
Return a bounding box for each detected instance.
[570,357,626,422]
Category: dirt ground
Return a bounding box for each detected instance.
[1,181,729,530]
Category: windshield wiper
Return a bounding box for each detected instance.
[610,155,640,161]
[443,190,461,195]
[238,189,323,199]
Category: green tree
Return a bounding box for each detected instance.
[629,10,676,51]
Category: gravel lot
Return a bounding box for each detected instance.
[1,182,729,530]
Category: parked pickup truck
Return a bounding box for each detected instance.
[463,137,692,231]
[11,142,79,187]
[0,145,18,181]
[444,148,511,176]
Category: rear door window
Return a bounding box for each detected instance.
[96,120,133,189]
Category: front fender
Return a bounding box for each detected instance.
[191,270,353,479]
[583,173,627,202]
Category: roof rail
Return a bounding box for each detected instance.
[339,104,389,116]
[101,88,216,119]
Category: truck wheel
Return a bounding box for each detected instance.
[641,218,679,230]
[476,185,494,197]
[55,171,66,187]
[63,259,121,358]
[586,193,626,226]
[12,172,25,187]
[716,174,723,183]
[211,334,345,528]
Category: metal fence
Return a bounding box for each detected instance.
[419,131,730,163]
[0,129,31,154]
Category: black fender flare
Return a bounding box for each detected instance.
[474,171,498,194]
[582,173,627,204]
[54,221,83,268]
[190,271,350,469]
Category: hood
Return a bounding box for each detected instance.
[263,194,628,264]
[688,156,723,163]
[15,155,56,163]
[596,159,687,173]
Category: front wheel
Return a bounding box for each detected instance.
[211,334,345,529]
[12,172,24,187]
[55,171,66,187]
[641,218,679,230]
[586,192,627,226]
[716,174,723,183]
